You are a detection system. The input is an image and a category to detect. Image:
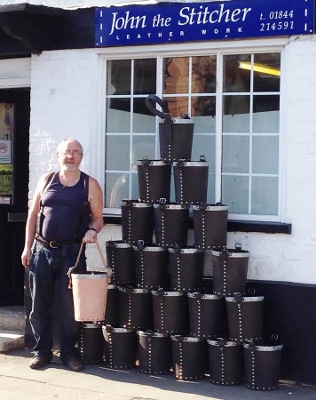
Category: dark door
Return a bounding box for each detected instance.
[0,89,30,306]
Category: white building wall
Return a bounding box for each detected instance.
[26,36,316,285]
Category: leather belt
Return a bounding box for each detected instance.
[35,234,79,249]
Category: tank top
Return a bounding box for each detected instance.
[40,171,89,241]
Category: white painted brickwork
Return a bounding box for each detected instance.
[24,35,316,285]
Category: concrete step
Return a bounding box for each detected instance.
[0,331,24,353]
[0,306,25,353]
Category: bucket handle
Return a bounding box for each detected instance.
[67,240,112,289]
[145,94,170,119]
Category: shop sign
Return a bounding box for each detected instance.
[95,0,315,47]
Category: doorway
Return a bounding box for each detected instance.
[0,89,30,306]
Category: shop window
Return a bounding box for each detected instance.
[105,52,281,220]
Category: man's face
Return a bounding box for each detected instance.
[57,140,83,171]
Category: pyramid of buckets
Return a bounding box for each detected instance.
[76,95,283,391]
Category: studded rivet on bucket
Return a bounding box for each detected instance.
[171,335,207,380]
[152,289,188,334]
[173,156,209,205]
[211,244,249,296]
[137,330,172,375]
[226,291,264,343]
[153,199,189,247]
[137,159,172,203]
[207,338,244,385]
[102,325,137,369]
[243,335,283,391]
[145,94,194,162]
[79,323,104,364]
[188,292,226,339]
[192,203,228,249]
[121,200,154,245]
[168,246,204,292]
[133,241,169,289]
[118,286,153,330]
[105,240,135,286]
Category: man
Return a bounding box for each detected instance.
[21,138,104,372]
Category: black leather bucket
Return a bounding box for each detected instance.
[168,246,204,292]
[226,292,264,343]
[243,335,283,391]
[173,156,209,204]
[105,240,135,286]
[171,335,207,380]
[187,292,226,339]
[137,330,172,375]
[137,159,172,203]
[118,286,152,330]
[152,289,188,334]
[207,338,244,385]
[192,203,228,249]
[79,323,104,364]
[104,284,120,326]
[153,200,189,247]
[121,200,154,245]
[133,241,169,289]
[212,244,249,296]
[102,325,137,369]
[145,94,194,162]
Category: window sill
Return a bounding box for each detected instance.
[103,215,292,234]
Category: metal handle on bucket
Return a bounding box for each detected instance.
[67,240,112,289]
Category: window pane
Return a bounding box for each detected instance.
[224,95,250,117]
[222,175,249,214]
[253,95,279,133]
[106,99,130,133]
[252,136,279,174]
[192,96,216,119]
[192,135,215,173]
[133,59,156,95]
[107,60,131,95]
[163,96,188,118]
[224,55,250,93]
[253,53,280,92]
[106,172,130,208]
[222,135,249,173]
[192,114,216,134]
[133,101,156,133]
[192,56,216,93]
[106,135,130,170]
[223,113,251,134]
[207,173,215,204]
[132,135,156,166]
[251,176,278,215]
[163,57,189,95]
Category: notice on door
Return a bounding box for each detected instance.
[0,164,12,204]
[0,140,11,164]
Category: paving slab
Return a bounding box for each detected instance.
[0,349,315,400]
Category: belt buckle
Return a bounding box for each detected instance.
[49,241,58,249]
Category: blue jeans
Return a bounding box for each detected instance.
[28,241,86,363]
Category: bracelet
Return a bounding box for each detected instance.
[88,227,98,233]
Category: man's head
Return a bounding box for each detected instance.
[56,138,83,172]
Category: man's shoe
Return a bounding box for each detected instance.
[29,356,51,370]
[66,356,84,372]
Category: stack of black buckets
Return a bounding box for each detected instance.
[79,95,283,391]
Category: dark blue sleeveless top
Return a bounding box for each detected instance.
[40,172,89,241]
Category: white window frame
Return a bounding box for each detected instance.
[94,37,288,222]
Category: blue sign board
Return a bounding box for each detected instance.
[95,0,315,47]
